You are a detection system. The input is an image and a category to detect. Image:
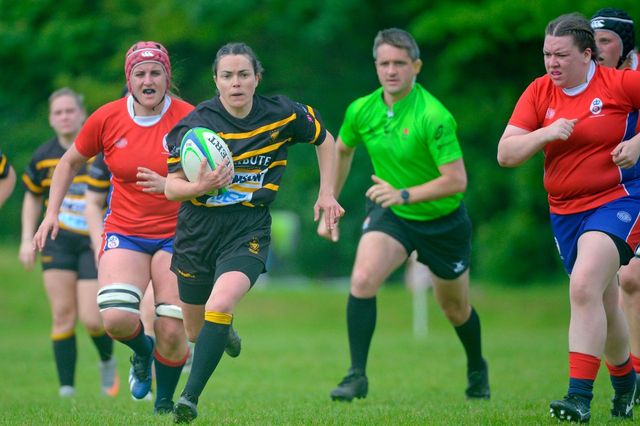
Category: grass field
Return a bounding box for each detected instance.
[0,243,628,425]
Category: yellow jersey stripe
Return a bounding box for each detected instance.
[36,159,60,170]
[233,140,289,162]
[22,175,43,194]
[218,114,296,139]
[307,105,321,144]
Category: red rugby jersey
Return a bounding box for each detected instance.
[75,96,194,238]
[509,65,640,214]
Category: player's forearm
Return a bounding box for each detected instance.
[21,193,43,241]
[315,133,337,197]
[333,143,355,199]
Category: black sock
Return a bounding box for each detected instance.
[347,294,376,374]
[53,334,77,387]
[90,332,114,362]
[155,353,187,405]
[182,320,230,400]
[454,307,484,372]
[117,323,153,357]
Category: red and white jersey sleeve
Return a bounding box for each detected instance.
[509,66,640,214]
[75,97,194,238]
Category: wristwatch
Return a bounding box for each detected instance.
[400,189,410,204]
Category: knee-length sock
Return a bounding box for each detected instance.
[52,332,76,387]
[453,307,485,372]
[182,312,232,401]
[347,294,376,374]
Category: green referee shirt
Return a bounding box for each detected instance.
[339,83,464,221]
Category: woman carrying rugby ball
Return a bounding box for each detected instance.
[164,42,344,423]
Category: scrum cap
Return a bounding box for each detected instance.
[124,41,171,92]
[590,8,636,61]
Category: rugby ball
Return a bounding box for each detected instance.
[180,127,234,196]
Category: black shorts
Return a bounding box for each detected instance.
[363,201,472,280]
[172,203,270,304]
[41,229,97,279]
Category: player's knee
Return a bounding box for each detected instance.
[618,271,640,295]
[97,284,143,333]
[51,310,77,330]
[438,299,467,324]
[154,316,187,347]
[350,269,379,297]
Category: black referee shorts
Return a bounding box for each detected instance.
[363,200,472,280]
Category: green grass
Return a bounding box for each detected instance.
[0,244,627,425]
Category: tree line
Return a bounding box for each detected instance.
[2,0,638,282]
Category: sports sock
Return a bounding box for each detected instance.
[154,350,188,406]
[568,352,600,401]
[89,331,114,362]
[182,311,232,400]
[606,357,636,395]
[347,294,376,374]
[52,332,77,387]
[454,307,485,372]
[116,322,153,356]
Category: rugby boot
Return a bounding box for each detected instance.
[550,394,591,423]
[128,339,154,400]
[330,368,368,402]
[465,359,490,400]
[225,325,242,358]
[611,384,636,419]
[154,397,174,415]
[173,393,198,424]
[99,357,120,397]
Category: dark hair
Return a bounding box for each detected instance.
[212,42,264,76]
[546,13,598,59]
[373,28,420,61]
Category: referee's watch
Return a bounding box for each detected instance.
[400,189,410,205]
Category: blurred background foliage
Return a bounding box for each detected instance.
[2,0,639,283]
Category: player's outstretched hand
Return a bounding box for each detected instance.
[314,194,344,243]
[317,213,341,242]
[33,214,59,252]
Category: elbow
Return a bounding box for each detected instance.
[164,187,179,201]
[497,152,518,168]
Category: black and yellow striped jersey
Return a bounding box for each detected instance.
[0,148,10,179]
[87,153,111,193]
[22,138,96,235]
[167,94,326,208]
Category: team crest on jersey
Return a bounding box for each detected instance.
[107,235,120,249]
[545,108,556,119]
[115,137,128,148]
[270,129,280,141]
[617,210,632,223]
[590,98,603,115]
[248,237,260,254]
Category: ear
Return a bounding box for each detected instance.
[413,59,423,75]
[583,48,592,63]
